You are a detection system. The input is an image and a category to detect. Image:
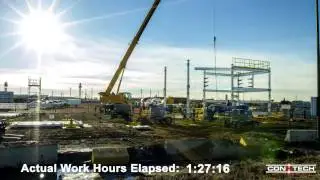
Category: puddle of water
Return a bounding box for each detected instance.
[56,169,136,180]
[10,121,63,129]
[0,139,250,179]
[0,112,22,117]
[56,139,246,179]
[57,169,100,180]
[126,138,248,165]
[58,138,247,165]
[9,120,92,129]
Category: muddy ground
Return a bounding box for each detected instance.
[3,104,320,179]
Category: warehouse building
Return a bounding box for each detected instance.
[0,91,14,103]
[291,100,311,119]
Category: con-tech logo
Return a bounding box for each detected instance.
[266,164,316,174]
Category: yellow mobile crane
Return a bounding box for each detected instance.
[98,0,161,118]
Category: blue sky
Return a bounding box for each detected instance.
[0,0,317,100]
[63,0,316,53]
[0,0,316,57]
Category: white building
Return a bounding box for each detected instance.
[280,104,291,111]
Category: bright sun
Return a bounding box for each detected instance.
[19,9,67,54]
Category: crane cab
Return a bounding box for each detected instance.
[119,92,132,102]
[99,92,132,104]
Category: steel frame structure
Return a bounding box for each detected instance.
[27,77,41,120]
[195,57,272,113]
[28,77,41,103]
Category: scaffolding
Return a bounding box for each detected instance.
[28,77,41,102]
[27,77,41,120]
[195,57,272,113]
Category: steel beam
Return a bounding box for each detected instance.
[232,87,270,92]
[205,72,232,76]
[205,89,233,93]
[195,67,231,71]
[205,89,257,93]
[237,71,269,77]
[232,66,270,73]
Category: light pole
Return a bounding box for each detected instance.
[164,66,167,108]
[203,70,208,120]
[186,60,190,119]
[316,0,320,140]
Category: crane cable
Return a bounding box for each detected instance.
[213,0,218,99]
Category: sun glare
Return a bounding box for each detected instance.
[1,0,147,58]
[19,9,67,54]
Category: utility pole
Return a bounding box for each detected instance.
[91,88,93,100]
[69,88,72,97]
[316,0,320,140]
[140,89,143,99]
[203,70,208,120]
[214,36,218,99]
[79,83,82,99]
[186,60,190,119]
[237,73,242,102]
[164,66,167,108]
[150,89,152,98]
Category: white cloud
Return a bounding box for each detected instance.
[0,36,316,101]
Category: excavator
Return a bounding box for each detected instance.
[98,0,161,119]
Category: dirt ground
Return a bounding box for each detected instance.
[6,104,186,147]
[3,105,320,179]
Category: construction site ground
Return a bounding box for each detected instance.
[4,104,320,179]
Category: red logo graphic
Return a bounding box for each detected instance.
[285,164,292,174]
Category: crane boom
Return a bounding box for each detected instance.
[104,0,161,95]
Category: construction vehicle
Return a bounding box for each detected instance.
[193,107,204,121]
[166,96,175,104]
[134,104,173,125]
[134,97,173,125]
[224,104,260,128]
[166,96,189,104]
[97,0,161,119]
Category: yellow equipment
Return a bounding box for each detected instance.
[193,108,204,121]
[98,0,161,115]
[239,137,248,147]
[166,96,188,104]
[133,106,173,125]
[166,96,175,104]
